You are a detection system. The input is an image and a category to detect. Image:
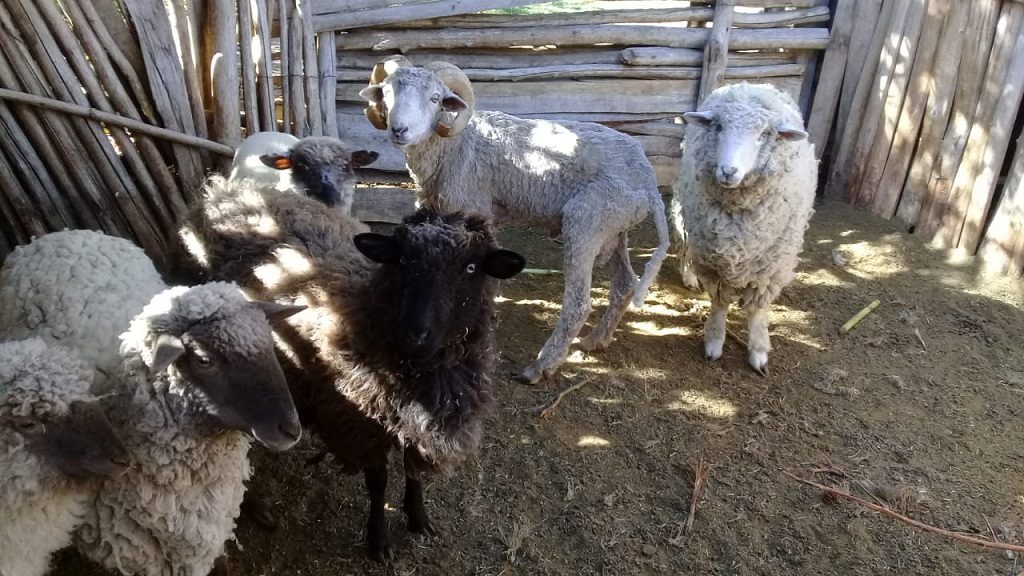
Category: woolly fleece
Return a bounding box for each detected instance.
[0,230,166,390]
[0,338,96,576]
[73,283,256,576]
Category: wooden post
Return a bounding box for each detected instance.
[698,0,734,104]
[254,0,276,132]
[300,0,323,136]
[288,0,307,135]
[318,31,339,137]
[979,132,1024,274]
[206,0,241,147]
[239,0,260,134]
[806,0,857,157]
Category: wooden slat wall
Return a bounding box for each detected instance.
[812,0,1024,276]
[0,0,329,265]
[325,0,831,189]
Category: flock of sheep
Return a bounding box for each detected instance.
[0,57,816,576]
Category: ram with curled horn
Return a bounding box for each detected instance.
[359,58,677,384]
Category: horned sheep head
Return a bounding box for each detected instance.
[360,57,476,145]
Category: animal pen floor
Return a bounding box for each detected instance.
[53,199,1024,576]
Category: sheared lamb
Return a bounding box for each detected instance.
[179,175,525,561]
[359,57,669,384]
[0,229,304,576]
[0,337,129,576]
[671,82,816,375]
[229,131,379,213]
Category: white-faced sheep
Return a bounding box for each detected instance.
[0,229,305,576]
[671,82,816,375]
[229,131,379,214]
[359,57,669,384]
[0,337,129,576]
[179,176,526,561]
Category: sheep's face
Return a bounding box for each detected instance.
[360,68,468,147]
[258,136,379,211]
[3,399,130,480]
[149,301,305,452]
[354,214,525,360]
[683,110,807,188]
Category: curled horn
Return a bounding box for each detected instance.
[364,55,412,130]
[424,61,475,137]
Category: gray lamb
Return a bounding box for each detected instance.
[359,58,670,384]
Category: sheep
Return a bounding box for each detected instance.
[670,82,816,375]
[229,131,379,213]
[179,175,526,561]
[0,229,305,576]
[358,57,670,384]
[0,337,129,576]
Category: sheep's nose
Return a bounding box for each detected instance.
[278,420,301,441]
[720,166,738,177]
[391,126,409,138]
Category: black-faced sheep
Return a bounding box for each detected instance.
[359,57,669,384]
[230,131,379,213]
[0,229,304,576]
[0,337,129,576]
[671,82,816,375]
[179,177,526,561]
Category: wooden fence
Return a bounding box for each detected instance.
[325,0,831,187]
[809,0,1024,276]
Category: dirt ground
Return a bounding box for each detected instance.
[54,199,1024,576]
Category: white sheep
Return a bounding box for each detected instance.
[0,230,304,576]
[0,337,129,576]
[671,82,816,375]
[229,131,379,214]
[359,58,671,384]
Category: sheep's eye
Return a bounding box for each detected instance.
[15,420,42,433]
[430,93,441,104]
[714,123,723,133]
[465,263,477,274]
[194,353,213,367]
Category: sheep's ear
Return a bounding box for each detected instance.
[251,301,307,324]
[482,249,526,279]
[351,150,379,168]
[354,233,401,263]
[682,111,715,128]
[150,334,185,375]
[776,123,808,141]
[442,91,468,113]
[359,85,384,105]
[260,153,293,171]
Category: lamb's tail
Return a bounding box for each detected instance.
[632,190,671,308]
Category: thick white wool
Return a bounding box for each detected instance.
[0,338,96,576]
[73,283,255,576]
[0,230,166,389]
[672,83,816,307]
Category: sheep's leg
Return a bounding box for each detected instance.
[704,294,729,361]
[670,194,701,292]
[363,463,392,562]
[515,217,600,384]
[745,303,771,376]
[580,233,635,352]
[403,446,435,536]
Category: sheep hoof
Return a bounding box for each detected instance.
[513,363,547,385]
[409,517,437,537]
[369,538,394,563]
[704,339,724,361]
[749,351,769,377]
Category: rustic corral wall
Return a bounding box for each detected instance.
[810,0,1024,276]
[323,0,831,187]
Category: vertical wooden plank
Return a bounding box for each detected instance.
[239,0,260,134]
[205,0,242,146]
[871,0,945,218]
[824,0,895,199]
[288,0,307,135]
[278,0,292,132]
[806,0,856,156]
[953,5,1024,253]
[254,0,277,131]
[979,133,1024,274]
[827,0,907,200]
[318,31,339,137]
[698,0,734,104]
[300,0,323,136]
[917,0,1001,241]
[895,0,969,227]
[830,0,882,160]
